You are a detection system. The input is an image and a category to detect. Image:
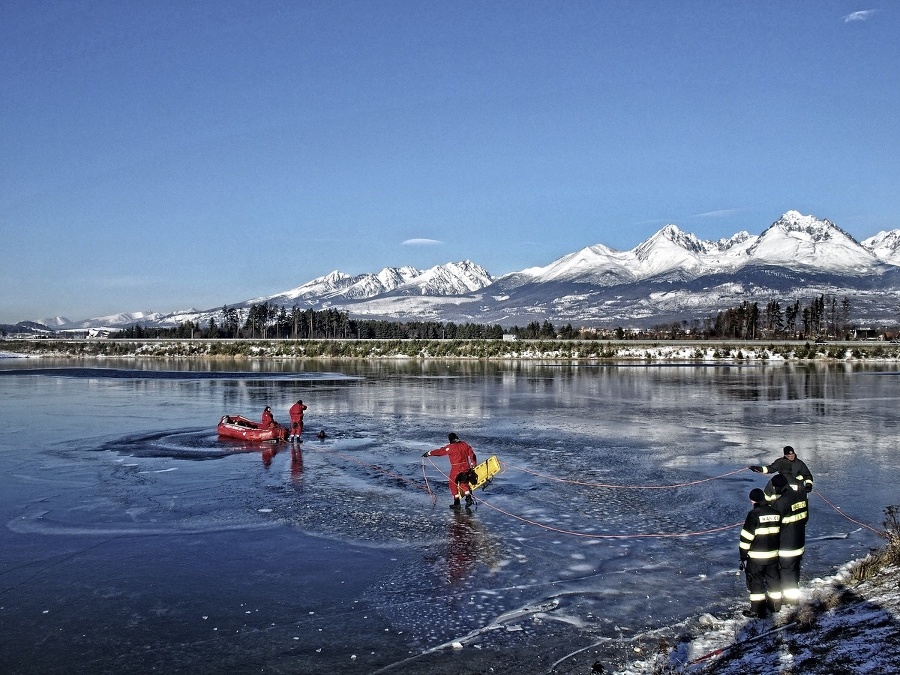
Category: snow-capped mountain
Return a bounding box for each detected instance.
[863,230,900,265]
[477,211,899,326]
[257,260,494,305]
[504,211,881,289]
[30,212,900,331]
[36,316,73,328]
[58,310,170,330]
[745,211,879,273]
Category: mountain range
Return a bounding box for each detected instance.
[27,211,900,331]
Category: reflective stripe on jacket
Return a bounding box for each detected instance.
[761,456,814,494]
[740,504,781,561]
[773,488,809,558]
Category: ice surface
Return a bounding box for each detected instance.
[0,359,896,673]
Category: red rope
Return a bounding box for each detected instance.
[505,462,750,489]
[477,495,743,539]
[313,447,884,540]
[686,621,797,666]
[421,456,437,504]
[813,490,883,535]
[315,446,433,495]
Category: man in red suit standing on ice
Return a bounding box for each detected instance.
[424,433,477,509]
[288,399,307,442]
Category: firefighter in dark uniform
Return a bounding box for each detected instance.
[749,445,814,499]
[739,487,782,618]
[770,473,809,605]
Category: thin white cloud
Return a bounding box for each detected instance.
[843,9,877,22]
[401,238,443,246]
[693,208,745,219]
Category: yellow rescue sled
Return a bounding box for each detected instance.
[468,455,502,491]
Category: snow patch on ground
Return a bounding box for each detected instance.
[615,558,900,674]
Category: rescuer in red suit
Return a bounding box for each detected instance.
[261,406,275,429]
[424,433,477,509]
[288,399,307,441]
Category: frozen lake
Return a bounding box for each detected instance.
[0,357,897,674]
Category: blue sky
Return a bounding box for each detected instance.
[1,1,898,324]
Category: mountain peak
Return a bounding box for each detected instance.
[862,230,900,264]
[324,270,352,283]
[627,224,709,279]
[711,231,754,252]
[391,260,494,296]
[770,211,856,243]
[37,316,73,327]
[660,224,707,253]
[749,211,874,270]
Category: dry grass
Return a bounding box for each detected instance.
[848,505,900,584]
[784,505,900,631]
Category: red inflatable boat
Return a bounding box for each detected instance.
[217,415,288,442]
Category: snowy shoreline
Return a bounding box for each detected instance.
[2,338,900,362]
[614,548,900,674]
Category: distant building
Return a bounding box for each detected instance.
[850,327,882,340]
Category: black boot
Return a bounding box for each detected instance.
[449,498,461,510]
[743,604,768,619]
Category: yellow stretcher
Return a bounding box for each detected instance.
[468,455,502,491]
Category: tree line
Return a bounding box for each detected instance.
[111,294,863,342]
[113,304,506,340]
[656,294,855,340]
